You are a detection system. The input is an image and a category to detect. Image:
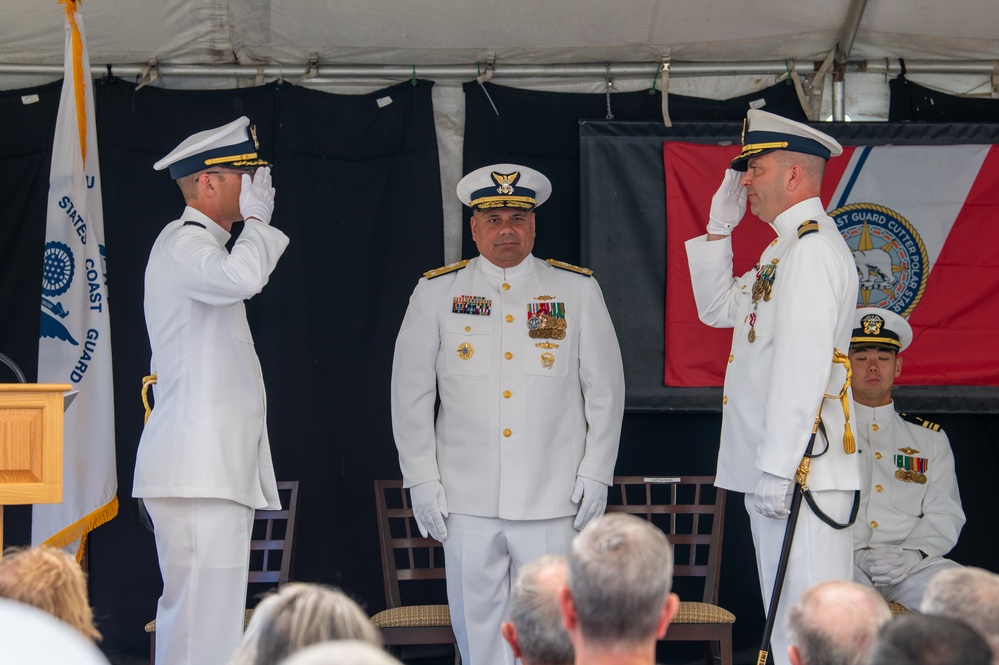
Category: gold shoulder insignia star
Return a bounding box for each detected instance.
[546,259,593,276]
[424,260,470,279]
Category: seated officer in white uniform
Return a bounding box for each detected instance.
[849,307,966,611]
[390,164,625,665]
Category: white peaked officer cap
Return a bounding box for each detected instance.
[730,109,843,171]
[457,163,552,211]
[153,116,268,179]
[851,307,913,352]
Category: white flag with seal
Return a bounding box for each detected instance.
[34,0,118,557]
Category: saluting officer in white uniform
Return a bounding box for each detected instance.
[391,164,625,665]
[849,307,966,611]
[134,117,288,665]
[685,110,861,665]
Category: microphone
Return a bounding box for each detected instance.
[0,351,27,383]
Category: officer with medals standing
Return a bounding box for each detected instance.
[849,307,966,610]
[390,164,625,665]
[685,110,860,665]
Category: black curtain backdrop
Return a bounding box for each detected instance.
[0,80,63,385]
[0,76,443,662]
[460,80,806,265]
[580,119,999,662]
[889,74,999,122]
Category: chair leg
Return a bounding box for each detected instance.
[718,635,733,665]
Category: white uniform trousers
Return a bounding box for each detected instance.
[443,514,576,665]
[746,490,855,665]
[144,497,255,665]
[854,556,963,611]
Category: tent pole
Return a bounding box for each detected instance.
[1,59,997,82]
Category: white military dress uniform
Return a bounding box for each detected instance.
[685,109,861,665]
[391,165,624,665]
[392,254,624,665]
[134,208,286,509]
[853,405,965,609]
[848,307,966,610]
[134,117,288,665]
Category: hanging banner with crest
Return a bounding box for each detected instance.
[34,0,118,558]
[665,141,999,387]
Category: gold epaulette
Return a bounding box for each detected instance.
[900,413,942,432]
[424,260,469,279]
[546,259,593,276]
[797,220,819,238]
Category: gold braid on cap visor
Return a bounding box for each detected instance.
[735,140,790,160]
[204,153,264,166]
[470,195,537,210]
[850,335,902,349]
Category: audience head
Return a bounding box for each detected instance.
[228,582,380,665]
[502,554,574,665]
[0,545,101,642]
[785,579,891,665]
[868,613,992,665]
[0,598,110,665]
[279,639,403,665]
[921,566,999,661]
[560,512,679,650]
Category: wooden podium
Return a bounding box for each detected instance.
[0,384,70,554]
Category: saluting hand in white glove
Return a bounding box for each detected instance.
[409,480,449,542]
[706,168,748,236]
[571,476,608,530]
[239,166,275,224]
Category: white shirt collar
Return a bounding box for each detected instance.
[474,254,536,281]
[772,197,827,237]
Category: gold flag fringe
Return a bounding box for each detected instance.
[42,496,119,562]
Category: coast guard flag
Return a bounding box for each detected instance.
[34,0,118,557]
[665,141,999,387]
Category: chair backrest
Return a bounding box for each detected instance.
[374,479,448,609]
[604,475,726,605]
[248,480,301,586]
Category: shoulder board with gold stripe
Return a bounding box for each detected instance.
[546,259,593,276]
[797,220,820,238]
[424,260,470,279]
[900,413,942,432]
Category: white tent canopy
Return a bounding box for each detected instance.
[4,0,999,70]
[5,0,996,257]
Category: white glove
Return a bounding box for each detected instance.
[854,548,878,577]
[571,476,608,530]
[753,472,792,519]
[409,480,449,542]
[239,166,275,224]
[865,546,923,587]
[706,169,748,236]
